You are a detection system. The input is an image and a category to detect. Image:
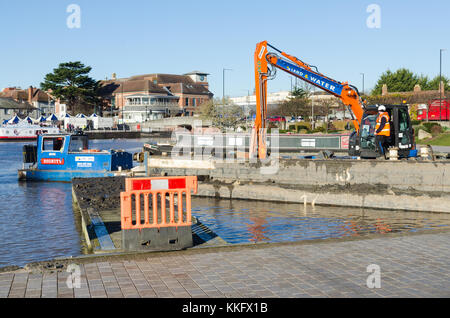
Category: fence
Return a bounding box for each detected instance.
[120,176,198,230]
[174,133,351,152]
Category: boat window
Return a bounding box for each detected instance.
[43,137,65,152]
[69,135,89,152]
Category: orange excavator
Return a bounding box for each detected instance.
[251,41,415,159]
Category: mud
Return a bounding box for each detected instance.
[72,176,183,214]
[207,179,444,198]
[73,177,126,211]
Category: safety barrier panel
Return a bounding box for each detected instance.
[120,176,197,230]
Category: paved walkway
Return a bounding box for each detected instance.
[431,145,450,153]
[1,232,449,298]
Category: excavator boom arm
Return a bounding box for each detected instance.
[252,41,365,158]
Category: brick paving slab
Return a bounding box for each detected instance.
[1,232,450,298]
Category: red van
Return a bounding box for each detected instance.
[417,99,449,121]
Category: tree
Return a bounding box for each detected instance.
[372,68,450,95]
[41,61,98,114]
[372,68,420,95]
[291,86,310,99]
[277,96,311,118]
[426,75,450,91]
[199,98,244,130]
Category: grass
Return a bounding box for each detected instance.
[417,132,450,146]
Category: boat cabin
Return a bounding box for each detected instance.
[21,133,133,181]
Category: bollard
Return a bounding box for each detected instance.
[389,148,398,161]
[420,146,431,160]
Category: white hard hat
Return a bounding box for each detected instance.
[378,105,386,111]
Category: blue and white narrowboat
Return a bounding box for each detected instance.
[18,132,135,182]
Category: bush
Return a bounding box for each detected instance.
[327,122,338,132]
[422,122,441,133]
[411,120,421,126]
[312,125,326,133]
[296,125,310,133]
[431,125,443,136]
[268,122,278,129]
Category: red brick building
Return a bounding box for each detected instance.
[98,71,213,122]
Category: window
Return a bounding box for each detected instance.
[185,98,189,107]
[43,137,65,152]
[398,108,410,132]
[193,98,196,107]
[69,136,89,152]
[398,108,412,146]
[360,114,377,151]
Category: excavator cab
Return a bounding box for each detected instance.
[349,105,415,158]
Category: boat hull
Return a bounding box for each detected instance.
[18,169,132,182]
[0,136,37,142]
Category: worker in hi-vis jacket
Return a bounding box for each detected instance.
[375,105,391,157]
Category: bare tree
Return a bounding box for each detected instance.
[277,96,311,118]
[199,98,244,130]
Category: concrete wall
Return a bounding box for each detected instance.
[141,117,212,129]
[86,131,141,140]
[148,157,450,212]
[197,182,450,213]
[211,159,450,193]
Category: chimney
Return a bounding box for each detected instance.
[112,73,117,80]
[28,86,33,103]
[414,84,421,93]
[382,84,388,96]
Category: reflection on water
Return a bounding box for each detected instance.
[192,197,450,244]
[0,139,145,268]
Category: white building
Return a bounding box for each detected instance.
[230,91,291,108]
[230,90,341,115]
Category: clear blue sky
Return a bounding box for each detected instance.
[0,0,449,97]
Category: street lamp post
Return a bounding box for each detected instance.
[311,87,315,130]
[440,49,446,122]
[223,68,232,105]
[360,73,365,95]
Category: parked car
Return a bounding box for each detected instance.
[268,116,286,122]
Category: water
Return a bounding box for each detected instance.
[192,197,450,244]
[1,138,450,267]
[0,139,144,268]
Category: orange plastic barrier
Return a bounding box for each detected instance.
[120,176,198,230]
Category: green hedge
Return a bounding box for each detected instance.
[296,125,310,133]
